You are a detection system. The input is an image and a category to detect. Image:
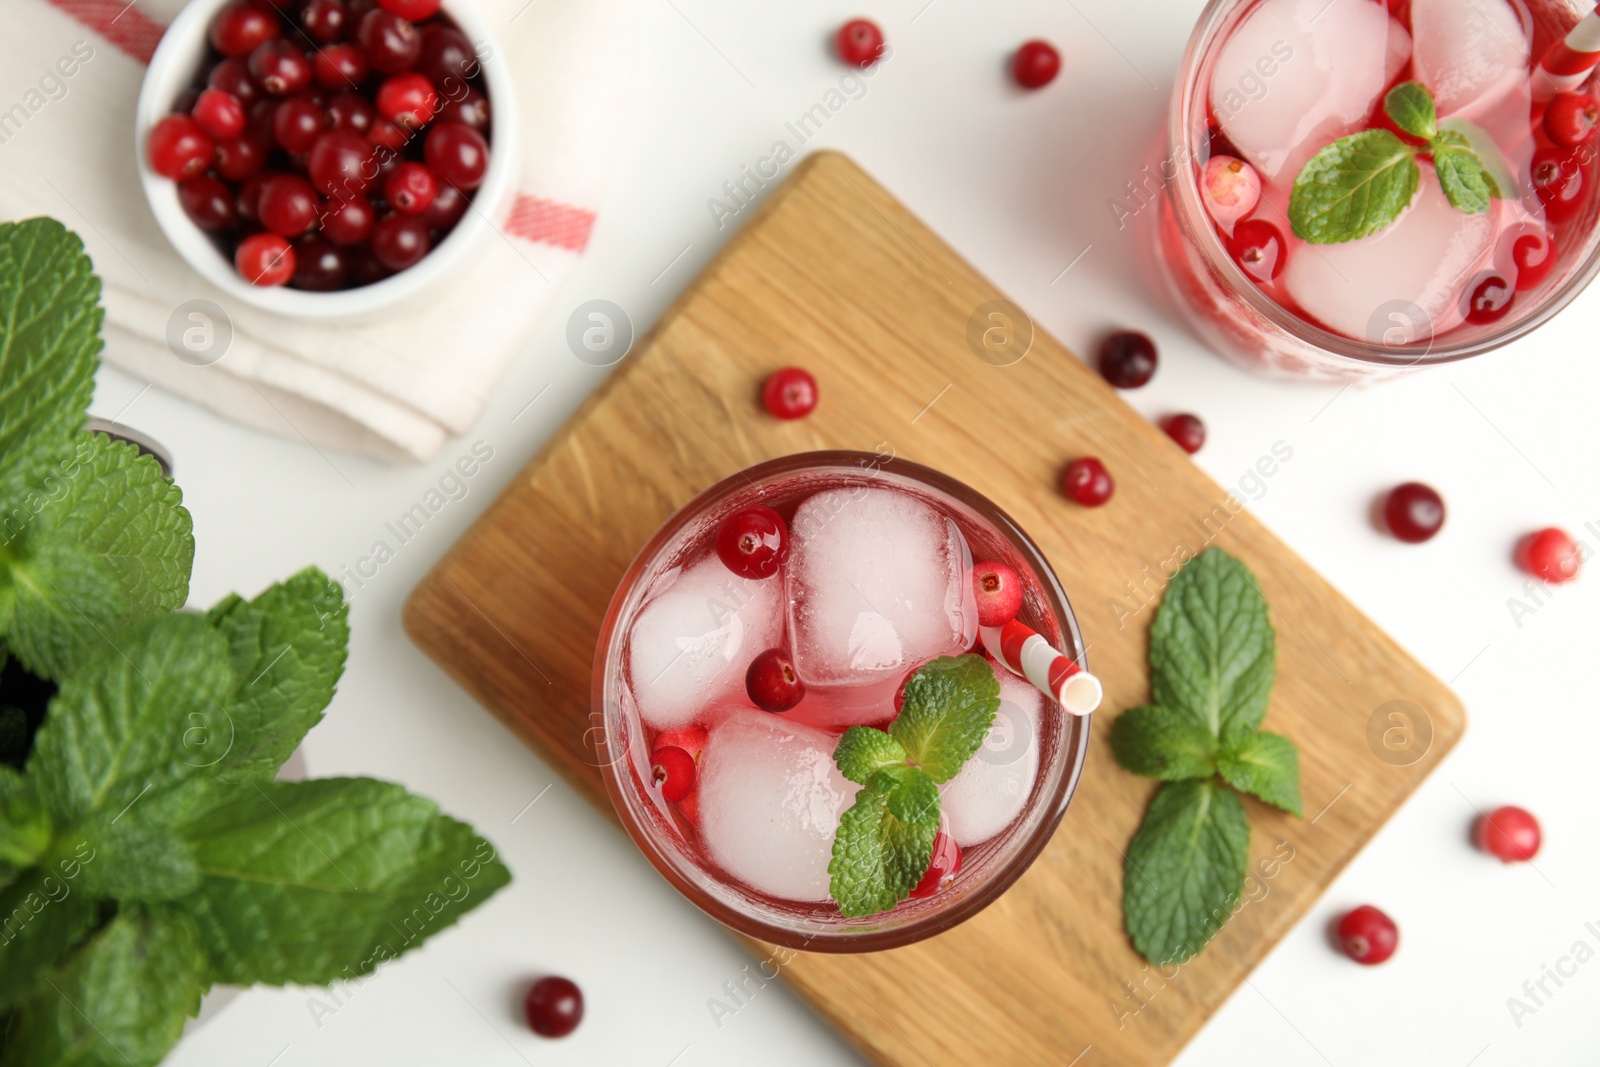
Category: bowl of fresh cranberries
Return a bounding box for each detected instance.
[137,0,515,317]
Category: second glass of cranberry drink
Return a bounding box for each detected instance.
[594,452,1092,951]
[1159,0,1600,379]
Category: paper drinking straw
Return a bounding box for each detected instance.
[980,619,1104,716]
[1534,8,1600,100]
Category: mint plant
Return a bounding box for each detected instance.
[1111,547,1301,965]
[1289,81,1499,244]
[0,218,510,1066]
[827,654,999,917]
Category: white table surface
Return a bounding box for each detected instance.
[82,1,1600,1064]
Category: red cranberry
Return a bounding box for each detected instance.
[1098,330,1157,388]
[350,247,392,284]
[1529,147,1589,224]
[1474,805,1541,863]
[1543,92,1599,149]
[369,213,430,270]
[291,234,350,290]
[376,72,437,129]
[246,97,278,143]
[314,42,369,88]
[745,648,805,712]
[650,745,696,802]
[1382,482,1445,543]
[1337,905,1398,965]
[357,9,422,73]
[437,87,489,132]
[214,135,267,181]
[326,91,376,134]
[971,561,1022,628]
[1512,230,1556,291]
[523,976,582,1039]
[192,88,246,140]
[273,96,327,152]
[308,129,376,197]
[249,39,313,96]
[909,831,962,898]
[236,232,296,286]
[1061,457,1113,506]
[319,194,376,244]
[148,115,214,180]
[418,24,477,88]
[301,0,348,43]
[1011,40,1061,89]
[178,175,238,231]
[257,173,320,236]
[420,182,468,229]
[714,505,788,579]
[424,122,489,189]
[1227,218,1287,282]
[380,0,440,17]
[653,725,708,763]
[369,119,411,151]
[1515,527,1582,583]
[1465,273,1514,325]
[208,57,262,107]
[762,367,818,419]
[210,2,279,56]
[384,161,438,214]
[237,172,274,223]
[1160,413,1206,454]
[835,18,884,68]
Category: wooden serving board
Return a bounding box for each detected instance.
[404,152,1464,1066]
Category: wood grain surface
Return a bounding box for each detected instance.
[403,151,1465,1066]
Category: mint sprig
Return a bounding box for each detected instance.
[1113,548,1302,965]
[827,654,999,917]
[1289,81,1499,244]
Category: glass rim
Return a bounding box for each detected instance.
[591,450,1092,953]
[1169,0,1600,368]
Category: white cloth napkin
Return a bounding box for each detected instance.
[0,0,639,463]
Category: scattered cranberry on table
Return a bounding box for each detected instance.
[1061,457,1114,507]
[909,831,962,898]
[971,560,1023,627]
[762,367,818,419]
[1475,805,1542,863]
[1515,527,1582,583]
[1160,413,1206,455]
[1336,904,1398,965]
[650,745,696,803]
[1097,330,1158,389]
[746,647,806,712]
[1382,482,1445,543]
[835,18,885,68]
[1011,40,1061,89]
[1542,91,1599,149]
[523,976,584,1039]
[714,504,789,579]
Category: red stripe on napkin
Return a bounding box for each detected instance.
[49,0,166,65]
[503,194,595,251]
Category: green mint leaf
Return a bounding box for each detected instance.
[833,726,907,784]
[206,567,349,783]
[0,768,49,885]
[1384,81,1436,140]
[1110,706,1217,781]
[0,219,103,498]
[29,613,235,828]
[1431,131,1495,214]
[1289,129,1419,244]
[1123,780,1250,965]
[1437,117,1515,199]
[0,865,98,1011]
[1,908,206,1067]
[1218,728,1303,816]
[174,777,509,985]
[827,777,938,918]
[888,654,1001,783]
[880,766,940,827]
[75,821,199,903]
[0,538,127,683]
[1149,548,1275,740]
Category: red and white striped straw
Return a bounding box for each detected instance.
[1535,8,1600,100]
[980,619,1103,717]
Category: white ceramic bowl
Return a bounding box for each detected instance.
[136,0,517,319]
